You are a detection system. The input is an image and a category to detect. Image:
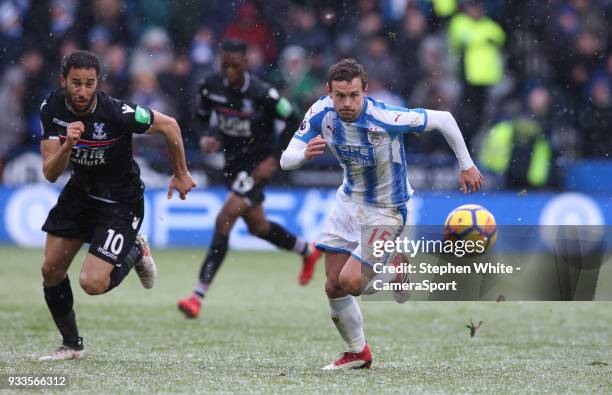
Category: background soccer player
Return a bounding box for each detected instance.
[39,50,196,360]
[281,59,483,369]
[177,40,321,319]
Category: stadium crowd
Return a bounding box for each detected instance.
[1,0,611,189]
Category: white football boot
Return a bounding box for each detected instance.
[39,345,84,361]
[134,234,157,289]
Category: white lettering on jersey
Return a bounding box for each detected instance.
[335,144,376,167]
[218,114,251,137]
[208,93,228,103]
[52,118,68,127]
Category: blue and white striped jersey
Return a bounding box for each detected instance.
[293,96,428,207]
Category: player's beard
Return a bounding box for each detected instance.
[338,102,364,122]
[339,111,356,122]
[68,94,96,115]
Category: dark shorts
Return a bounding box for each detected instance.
[225,171,265,207]
[228,183,265,206]
[42,183,144,265]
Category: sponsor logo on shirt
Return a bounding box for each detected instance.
[335,144,376,167]
[406,111,424,127]
[52,118,68,127]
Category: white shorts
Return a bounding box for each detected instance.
[316,189,412,267]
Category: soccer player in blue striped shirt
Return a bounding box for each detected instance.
[281,58,483,370]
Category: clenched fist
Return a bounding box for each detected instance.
[305,135,326,160]
[66,122,84,146]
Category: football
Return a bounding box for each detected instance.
[444,204,497,250]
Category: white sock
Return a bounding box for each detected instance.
[329,296,366,353]
[293,238,309,255]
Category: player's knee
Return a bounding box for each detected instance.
[79,272,108,295]
[41,262,54,280]
[41,260,66,284]
[339,272,362,296]
[325,278,345,298]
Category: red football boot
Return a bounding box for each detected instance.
[299,245,322,286]
[178,296,201,318]
[322,343,372,370]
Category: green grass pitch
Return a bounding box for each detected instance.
[0,247,610,393]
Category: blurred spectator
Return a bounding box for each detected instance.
[223,2,277,64]
[276,45,318,113]
[20,47,47,140]
[100,44,130,98]
[130,27,174,76]
[59,38,79,59]
[74,0,133,48]
[339,0,380,33]
[134,0,169,32]
[577,76,612,158]
[246,43,268,80]
[284,5,329,55]
[130,71,174,116]
[0,65,25,181]
[0,0,29,72]
[395,5,429,97]
[448,0,505,140]
[360,35,402,93]
[167,0,216,51]
[479,86,556,189]
[49,0,78,39]
[410,36,459,111]
[88,25,112,56]
[130,71,174,161]
[158,55,196,147]
[190,26,216,80]
[368,77,406,107]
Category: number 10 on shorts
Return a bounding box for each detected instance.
[103,229,124,255]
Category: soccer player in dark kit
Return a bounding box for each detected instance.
[177,40,321,319]
[38,50,196,360]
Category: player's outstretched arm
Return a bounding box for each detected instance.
[424,110,484,193]
[41,121,83,183]
[280,135,326,171]
[147,110,196,199]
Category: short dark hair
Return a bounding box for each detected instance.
[328,58,368,91]
[60,50,100,78]
[221,39,247,55]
